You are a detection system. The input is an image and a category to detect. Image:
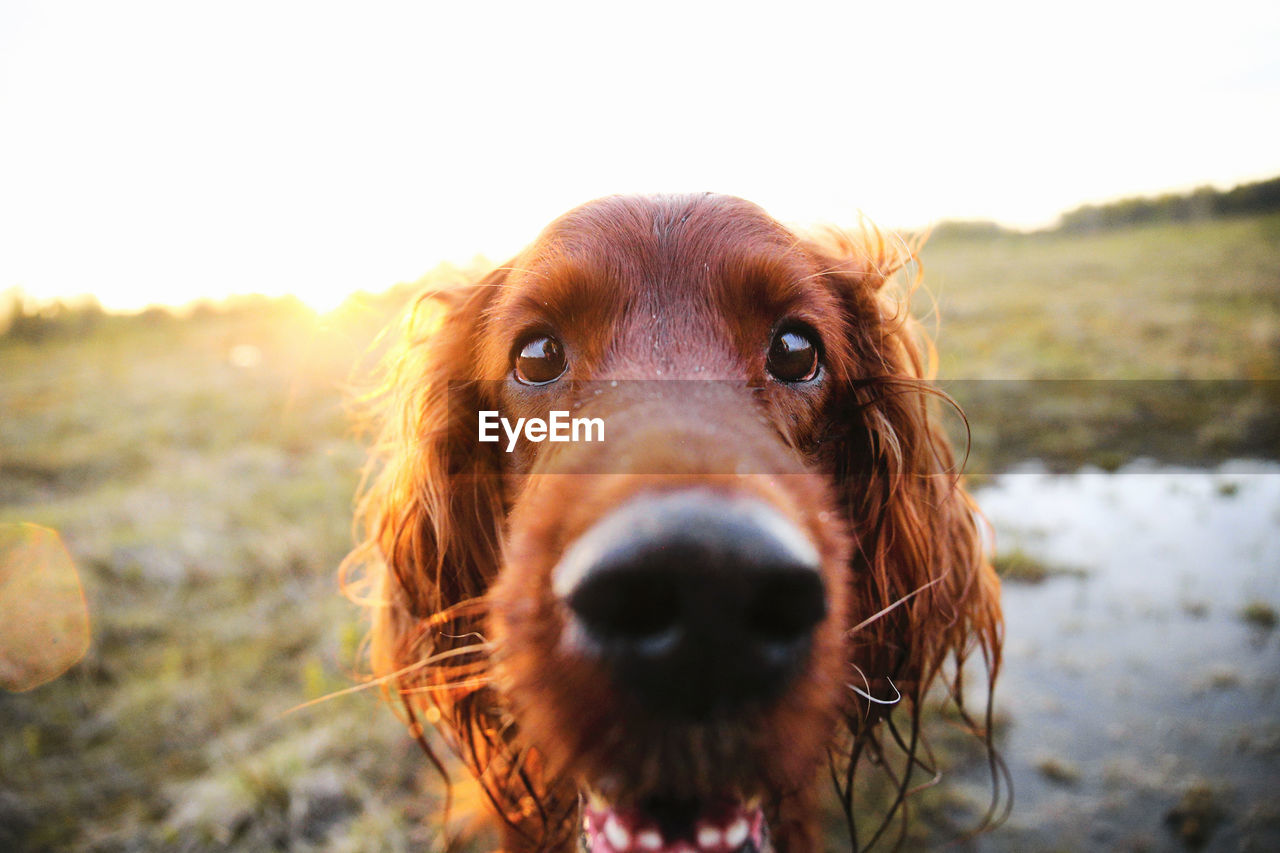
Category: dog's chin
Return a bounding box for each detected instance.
[580,793,770,853]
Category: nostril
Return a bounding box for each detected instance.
[570,573,679,641]
[569,569,682,647]
[745,571,827,644]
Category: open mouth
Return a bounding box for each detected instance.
[581,796,769,853]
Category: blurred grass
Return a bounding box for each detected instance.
[916,213,1280,472]
[991,549,1087,584]
[0,213,1277,850]
[917,212,1280,380]
[0,294,451,851]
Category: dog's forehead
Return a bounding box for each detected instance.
[505,193,817,309]
[550,192,777,232]
[538,193,792,262]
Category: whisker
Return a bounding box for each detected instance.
[846,675,902,706]
[279,679,400,717]
[278,641,494,717]
[402,676,494,695]
[845,575,945,637]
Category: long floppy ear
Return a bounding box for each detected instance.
[805,226,1004,838]
[342,269,511,801]
[344,268,581,849]
[349,271,507,677]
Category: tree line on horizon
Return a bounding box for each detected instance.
[929,174,1280,241]
[1057,174,1280,233]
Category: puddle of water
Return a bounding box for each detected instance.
[970,461,1280,851]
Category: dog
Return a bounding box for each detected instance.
[345,194,1002,852]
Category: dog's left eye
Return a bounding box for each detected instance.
[514,335,568,385]
[767,328,820,383]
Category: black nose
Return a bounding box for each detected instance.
[555,491,827,719]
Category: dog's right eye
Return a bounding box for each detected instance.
[514,335,567,385]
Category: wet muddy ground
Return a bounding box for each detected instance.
[968,462,1280,851]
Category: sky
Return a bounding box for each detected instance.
[2,1,1278,312]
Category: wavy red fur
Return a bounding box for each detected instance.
[343,194,1003,852]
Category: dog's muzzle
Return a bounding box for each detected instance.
[554,490,827,720]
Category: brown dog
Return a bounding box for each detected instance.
[346,194,1002,852]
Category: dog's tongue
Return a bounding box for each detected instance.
[581,800,768,853]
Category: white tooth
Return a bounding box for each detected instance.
[636,829,663,850]
[724,818,749,848]
[604,816,631,851]
[696,825,723,849]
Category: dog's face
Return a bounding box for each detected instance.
[356,194,1001,853]
[484,195,856,851]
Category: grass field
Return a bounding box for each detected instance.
[1,213,1277,850]
[917,212,1280,379]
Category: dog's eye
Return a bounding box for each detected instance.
[767,328,819,383]
[514,335,567,385]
